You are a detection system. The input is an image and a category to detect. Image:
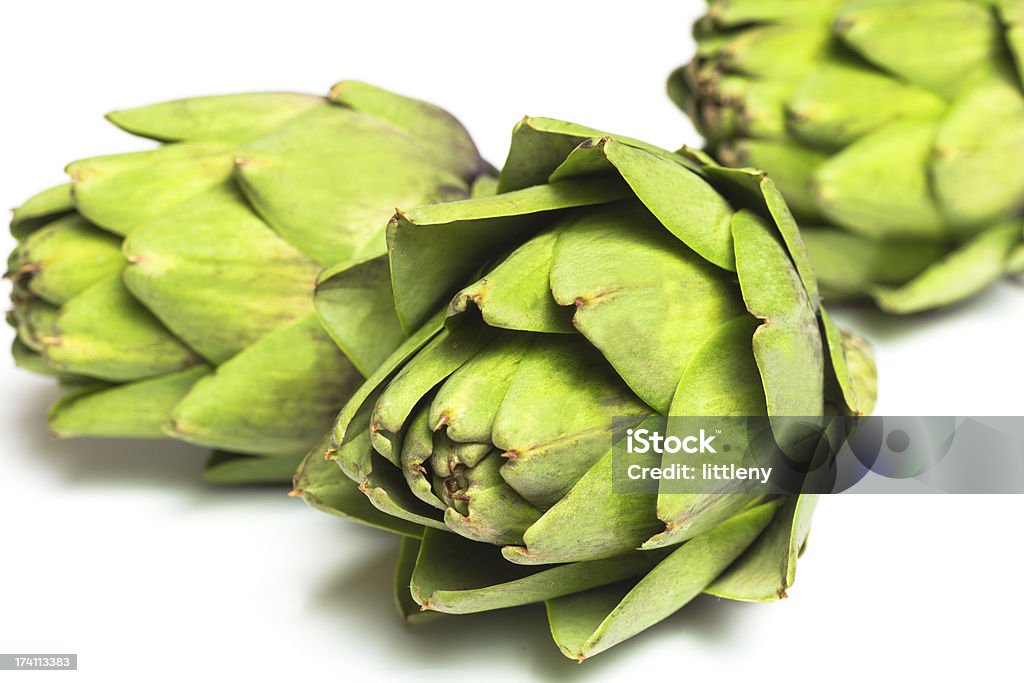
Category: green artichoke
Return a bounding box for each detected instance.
[295,117,877,660]
[670,0,1024,313]
[7,81,488,483]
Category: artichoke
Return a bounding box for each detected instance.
[670,0,1024,313]
[7,81,488,483]
[295,117,877,659]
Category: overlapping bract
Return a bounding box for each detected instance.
[7,82,487,483]
[671,0,1024,313]
[296,117,877,659]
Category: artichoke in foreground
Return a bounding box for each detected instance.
[670,0,1024,313]
[7,82,488,483]
[295,117,877,660]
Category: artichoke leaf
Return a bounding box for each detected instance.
[123,183,319,364]
[106,92,326,144]
[399,406,448,511]
[10,338,82,381]
[10,214,123,305]
[360,452,449,532]
[328,80,485,183]
[370,320,497,464]
[488,336,652,509]
[204,452,306,486]
[1009,241,1024,274]
[733,210,824,418]
[800,226,946,297]
[693,156,820,303]
[703,0,838,26]
[49,364,211,438]
[315,253,408,377]
[333,417,378,491]
[427,334,530,445]
[67,142,236,236]
[503,448,659,566]
[448,228,575,334]
[388,177,629,333]
[604,139,736,271]
[706,494,817,601]
[715,23,831,80]
[647,315,768,550]
[499,116,671,192]
[293,435,424,538]
[443,452,544,546]
[11,297,60,354]
[329,310,447,479]
[811,120,947,240]
[547,498,781,661]
[668,315,765,417]
[723,139,829,222]
[235,104,470,267]
[819,308,877,417]
[932,76,1024,233]
[835,0,1002,99]
[714,76,795,140]
[787,63,946,150]
[549,200,745,413]
[871,221,1022,314]
[546,137,626,182]
[44,274,201,382]
[169,312,361,456]
[1001,0,1024,83]
[11,183,74,238]
[410,527,667,615]
[394,537,437,624]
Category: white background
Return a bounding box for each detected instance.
[2,1,1023,681]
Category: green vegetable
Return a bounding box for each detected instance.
[7,81,488,483]
[296,117,877,660]
[671,0,1024,313]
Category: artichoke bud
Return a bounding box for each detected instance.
[305,116,877,659]
[9,82,489,481]
[675,0,1024,313]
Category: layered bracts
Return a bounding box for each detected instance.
[672,0,1024,312]
[7,82,488,483]
[296,117,877,659]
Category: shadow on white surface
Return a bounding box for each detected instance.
[306,541,759,679]
[6,361,776,677]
